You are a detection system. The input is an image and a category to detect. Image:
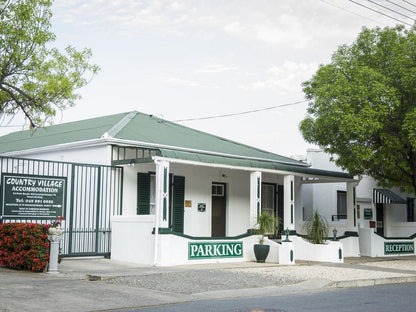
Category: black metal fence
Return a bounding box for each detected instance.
[0,156,123,257]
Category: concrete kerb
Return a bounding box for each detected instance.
[331,276,416,288]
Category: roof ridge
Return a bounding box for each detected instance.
[103,111,138,138]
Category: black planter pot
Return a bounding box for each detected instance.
[253,244,270,263]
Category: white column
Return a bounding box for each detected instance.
[346,182,357,232]
[250,171,262,228]
[155,160,170,229]
[47,233,62,274]
[283,175,295,231]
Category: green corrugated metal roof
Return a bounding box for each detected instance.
[0,112,128,153]
[158,149,352,179]
[0,111,305,166]
[114,112,306,166]
[0,111,352,179]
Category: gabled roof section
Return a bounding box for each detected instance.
[0,110,307,167]
[114,111,306,166]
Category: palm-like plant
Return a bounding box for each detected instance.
[256,213,278,245]
[303,210,329,244]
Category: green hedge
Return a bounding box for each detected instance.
[0,223,49,272]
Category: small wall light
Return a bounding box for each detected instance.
[333,228,338,241]
[283,227,291,242]
[129,159,135,167]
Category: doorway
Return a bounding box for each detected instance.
[376,203,384,236]
[212,182,226,237]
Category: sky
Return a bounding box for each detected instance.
[2,0,415,158]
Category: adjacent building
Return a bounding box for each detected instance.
[303,149,416,258]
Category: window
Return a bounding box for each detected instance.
[336,191,347,220]
[212,183,224,197]
[261,183,275,216]
[137,172,185,233]
[407,198,414,222]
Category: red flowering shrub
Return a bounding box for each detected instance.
[0,223,49,272]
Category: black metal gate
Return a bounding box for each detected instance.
[0,156,123,257]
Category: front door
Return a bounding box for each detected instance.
[212,182,226,237]
[376,203,384,236]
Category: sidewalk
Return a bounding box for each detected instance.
[1,256,416,312]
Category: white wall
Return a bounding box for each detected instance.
[359,228,416,257]
[13,145,112,165]
[301,149,348,230]
[111,215,155,264]
[293,236,344,263]
[170,163,251,237]
[124,162,254,238]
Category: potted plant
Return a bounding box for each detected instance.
[302,210,329,244]
[253,213,278,263]
[48,216,64,236]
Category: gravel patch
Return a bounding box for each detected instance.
[104,269,304,294]
[103,261,416,294]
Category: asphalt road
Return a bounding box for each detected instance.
[125,282,416,312]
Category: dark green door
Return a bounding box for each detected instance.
[171,176,185,233]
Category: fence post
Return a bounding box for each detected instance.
[95,167,102,254]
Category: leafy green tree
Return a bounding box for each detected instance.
[0,0,99,128]
[300,25,416,195]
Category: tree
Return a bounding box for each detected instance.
[300,25,416,195]
[0,0,100,128]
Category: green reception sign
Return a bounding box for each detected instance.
[363,208,373,220]
[189,242,243,259]
[384,242,414,255]
[2,174,66,218]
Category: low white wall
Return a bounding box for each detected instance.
[111,217,289,266]
[293,236,343,263]
[156,234,265,266]
[388,222,416,237]
[111,215,155,265]
[359,228,416,257]
[339,236,360,257]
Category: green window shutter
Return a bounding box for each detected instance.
[172,175,185,233]
[137,173,150,215]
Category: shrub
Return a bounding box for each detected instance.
[256,213,278,245]
[0,223,49,272]
[302,210,329,244]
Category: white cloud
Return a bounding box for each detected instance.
[241,61,319,95]
[157,74,219,89]
[224,22,245,36]
[197,63,239,74]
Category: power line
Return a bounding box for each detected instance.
[321,0,384,25]
[366,0,415,20]
[403,0,416,10]
[386,0,416,16]
[172,100,308,122]
[349,0,413,26]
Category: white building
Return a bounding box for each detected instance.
[303,149,416,258]
[0,111,355,265]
